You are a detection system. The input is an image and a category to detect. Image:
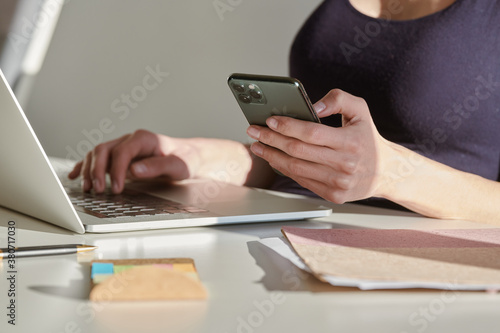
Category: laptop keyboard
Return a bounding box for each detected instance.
[66,188,208,219]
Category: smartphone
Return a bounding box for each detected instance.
[227,73,320,126]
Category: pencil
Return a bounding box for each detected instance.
[0,244,97,259]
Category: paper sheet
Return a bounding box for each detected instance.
[259,227,500,290]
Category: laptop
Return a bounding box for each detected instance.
[0,69,331,234]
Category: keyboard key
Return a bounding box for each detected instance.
[66,187,207,219]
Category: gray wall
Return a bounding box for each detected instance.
[24,0,322,160]
[0,0,19,55]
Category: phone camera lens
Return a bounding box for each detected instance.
[249,90,262,99]
[232,83,245,93]
[238,94,252,104]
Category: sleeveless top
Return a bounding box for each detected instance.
[271,0,500,204]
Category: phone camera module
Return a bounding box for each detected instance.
[249,90,262,100]
[230,80,267,105]
[232,83,245,93]
[238,94,252,104]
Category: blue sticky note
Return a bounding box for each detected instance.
[91,263,114,279]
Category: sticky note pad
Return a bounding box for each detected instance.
[172,263,196,273]
[92,274,112,284]
[89,258,207,301]
[113,265,135,274]
[152,263,173,270]
[91,263,114,279]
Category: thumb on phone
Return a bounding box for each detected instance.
[313,89,370,122]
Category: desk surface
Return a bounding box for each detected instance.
[1,196,499,333]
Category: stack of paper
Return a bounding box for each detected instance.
[259,227,500,290]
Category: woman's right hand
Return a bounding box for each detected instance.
[68,129,256,194]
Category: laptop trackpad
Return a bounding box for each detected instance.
[127,179,262,205]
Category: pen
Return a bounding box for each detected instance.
[0,244,97,259]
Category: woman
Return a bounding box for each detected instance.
[70,0,500,224]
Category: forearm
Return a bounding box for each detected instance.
[378,142,500,225]
[186,138,275,188]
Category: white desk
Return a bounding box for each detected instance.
[1,196,500,333]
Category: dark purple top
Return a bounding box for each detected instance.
[272,0,500,205]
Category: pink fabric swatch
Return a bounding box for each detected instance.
[282,227,500,248]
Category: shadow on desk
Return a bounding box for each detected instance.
[30,278,90,300]
[0,206,76,235]
[30,285,207,333]
[27,263,207,332]
[246,240,482,294]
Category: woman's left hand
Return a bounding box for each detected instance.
[246,88,392,204]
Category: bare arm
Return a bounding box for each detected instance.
[176,137,276,188]
[246,89,500,225]
[69,129,275,193]
[380,142,500,224]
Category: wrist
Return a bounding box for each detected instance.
[186,138,254,185]
[372,139,413,201]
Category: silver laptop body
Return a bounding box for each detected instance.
[0,69,331,234]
